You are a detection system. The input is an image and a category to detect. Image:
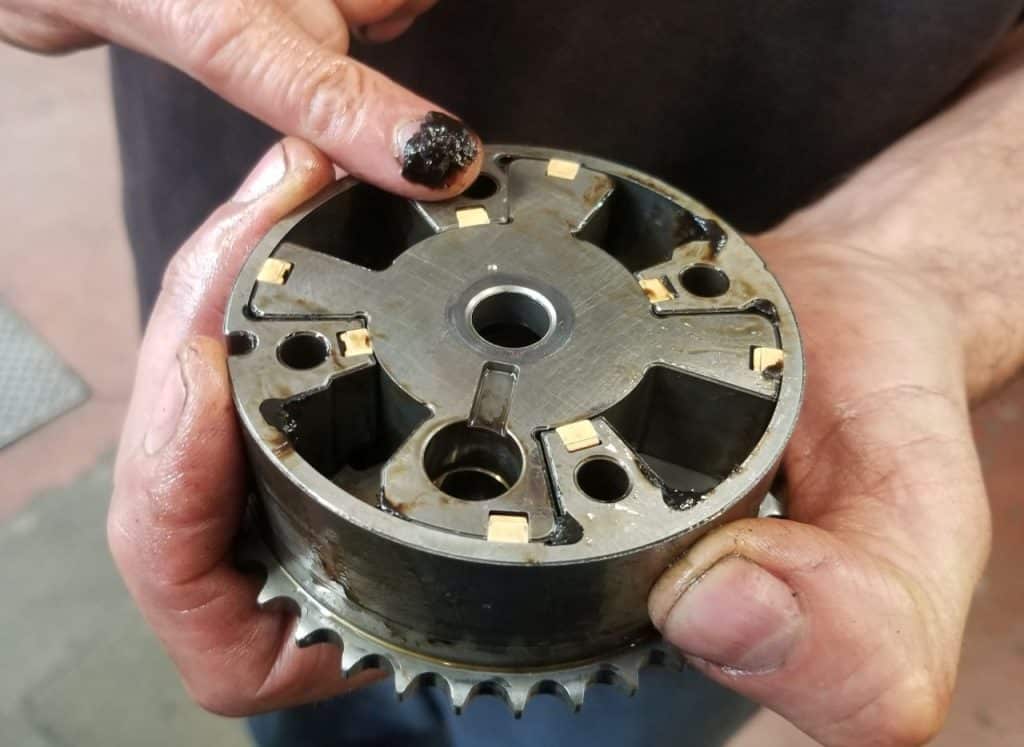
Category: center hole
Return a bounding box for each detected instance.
[470,287,554,349]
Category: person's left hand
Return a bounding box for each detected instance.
[648,233,991,746]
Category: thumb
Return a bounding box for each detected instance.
[76,0,482,198]
[649,516,970,747]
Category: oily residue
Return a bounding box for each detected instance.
[401,112,478,188]
[545,513,584,546]
[633,454,704,510]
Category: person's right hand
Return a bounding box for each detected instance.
[0,0,482,198]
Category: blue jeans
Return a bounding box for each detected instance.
[248,666,756,746]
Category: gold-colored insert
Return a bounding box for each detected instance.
[456,206,491,228]
[556,420,601,453]
[752,347,785,374]
[639,277,674,303]
[257,257,293,285]
[339,329,373,357]
[546,158,581,180]
[487,513,530,544]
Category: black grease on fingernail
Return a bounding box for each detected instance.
[401,112,478,189]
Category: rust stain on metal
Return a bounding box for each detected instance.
[582,174,613,206]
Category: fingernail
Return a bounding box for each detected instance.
[396,111,479,188]
[656,557,803,673]
[143,347,190,456]
[233,143,288,203]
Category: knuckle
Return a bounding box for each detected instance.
[107,463,150,569]
[3,18,96,55]
[158,219,229,310]
[105,500,134,568]
[890,674,950,746]
[184,676,249,717]
[342,0,407,23]
[170,0,263,79]
[293,57,367,144]
[855,667,951,747]
[405,0,439,18]
[159,249,204,310]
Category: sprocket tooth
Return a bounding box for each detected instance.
[506,685,529,717]
[447,679,474,713]
[292,613,338,647]
[341,643,389,678]
[602,662,640,695]
[472,679,525,716]
[645,644,685,673]
[340,642,366,674]
[292,615,320,643]
[562,679,587,711]
[392,667,413,696]
[256,567,292,606]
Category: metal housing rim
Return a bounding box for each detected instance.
[225,145,805,568]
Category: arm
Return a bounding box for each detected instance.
[770,27,1024,401]
[649,28,1024,747]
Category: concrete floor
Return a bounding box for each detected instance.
[0,45,1020,747]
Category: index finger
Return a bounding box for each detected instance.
[87,0,482,198]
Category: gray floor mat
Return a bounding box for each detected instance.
[0,301,89,448]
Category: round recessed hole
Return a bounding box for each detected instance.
[469,286,555,349]
[277,331,330,370]
[424,421,523,501]
[463,173,500,200]
[680,264,730,298]
[227,330,257,356]
[575,457,631,503]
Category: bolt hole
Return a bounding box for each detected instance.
[575,457,631,503]
[470,287,555,349]
[464,173,500,200]
[227,331,257,356]
[277,331,330,370]
[680,264,730,298]
[424,422,523,501]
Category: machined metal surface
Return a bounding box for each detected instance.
[225,145,804,712]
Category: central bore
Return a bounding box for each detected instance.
[469,286,555,349]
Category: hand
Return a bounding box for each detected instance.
[107,138,388,715]
[648,235,990,746]
[0,0,481,198]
